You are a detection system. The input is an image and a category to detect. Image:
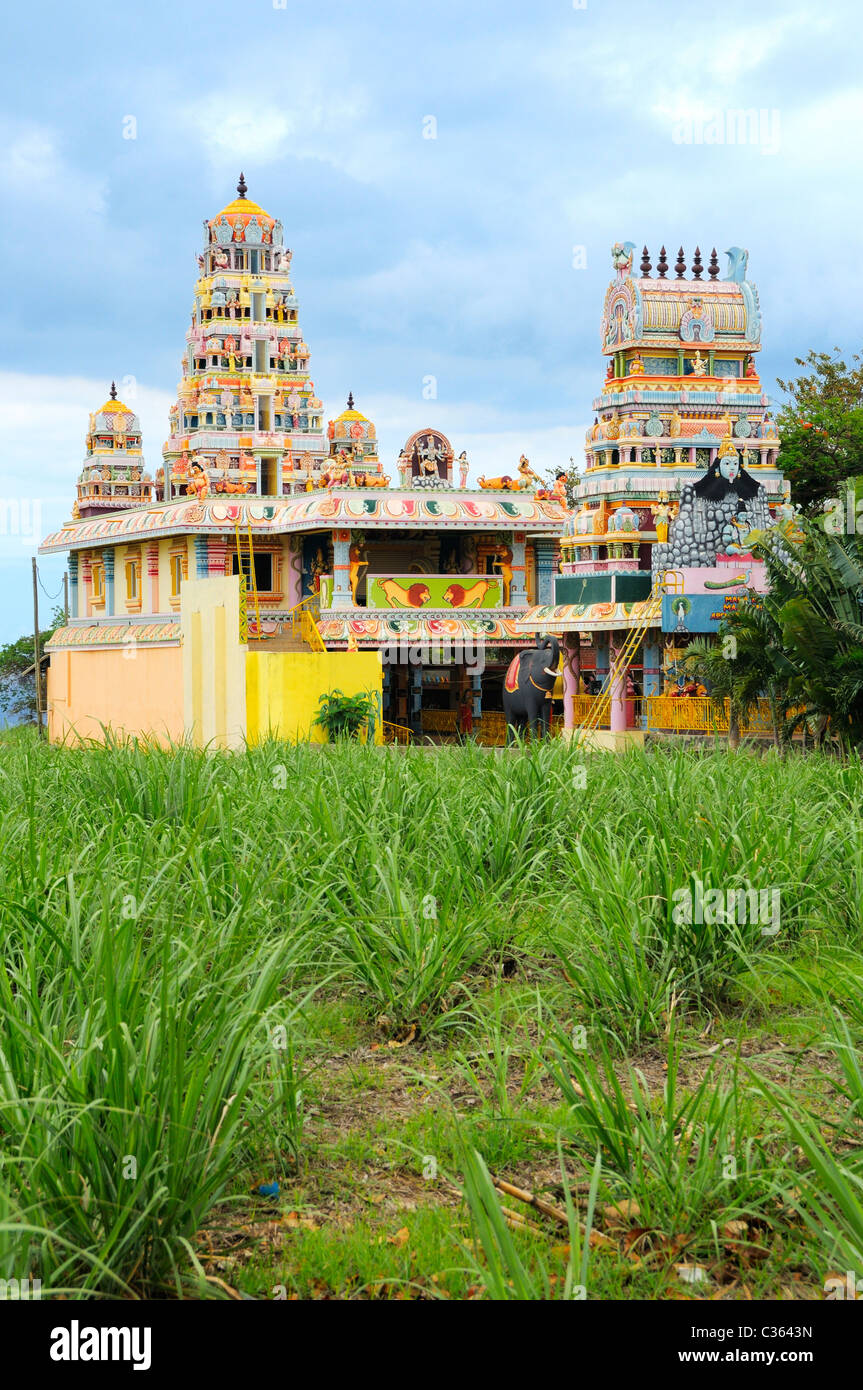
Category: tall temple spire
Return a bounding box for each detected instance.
[109,381,117,400]
[236,171,248,200]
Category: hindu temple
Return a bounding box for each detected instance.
[519,240,789,745]
[39,178,568,746]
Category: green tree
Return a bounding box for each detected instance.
[0,604,64,727]
[748,483,863,756]
[776,350,863,513]
[679,614,767,751]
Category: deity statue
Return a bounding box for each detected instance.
[417,434,447,476]
[310,548,326,592]
[493,543,514,606]
[348,540,368,604]
[458,451,469,488]
[668,410,682,438]
[517,454,541,488]
[691,350,708,377]
[629,353,645,376]
[611,241,636,277]
[654,493,673,543]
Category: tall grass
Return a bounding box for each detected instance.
[0,731,860,1295]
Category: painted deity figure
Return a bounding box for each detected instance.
[458,451,469,488]
[517,454,541,488]
[348,540,368,604]
[654,493,673,543]
[493,543,514,606]
[691,350,708,377]
[418,434,446,477]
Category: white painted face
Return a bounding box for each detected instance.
[719,455,739,484]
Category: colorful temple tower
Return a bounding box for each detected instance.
[74,385,153,519]
[39,180,567,747]
[160,174,326,503]
[324,395,384,485]
[521,241,787,743]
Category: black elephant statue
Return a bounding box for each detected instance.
[502,637,561,740]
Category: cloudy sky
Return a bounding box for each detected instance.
[2,0,862,640]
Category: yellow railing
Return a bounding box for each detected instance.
[421,708,459,734]
[285,593,325,652]
[645,696,780,736]
[382,720,413,744]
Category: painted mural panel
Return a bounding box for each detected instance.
[662,590,762,635]
[366,574,503,610]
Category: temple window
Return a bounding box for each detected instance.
[125,556,142,609]
[169,550,187,601]
[231,550,273,593]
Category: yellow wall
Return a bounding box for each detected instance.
[47,644,184,745]
[246,650,383,744]
[181,575,247,749]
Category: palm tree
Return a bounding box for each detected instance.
[751,487,863,757]
[678,627,766,751]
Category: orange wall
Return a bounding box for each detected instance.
[47,645,184,745]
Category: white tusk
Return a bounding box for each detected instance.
[543,666,558,678]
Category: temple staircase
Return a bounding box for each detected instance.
[575,583,663,739]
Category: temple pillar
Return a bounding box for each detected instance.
[147,543,160,613]
[642,639,661,696]
[533,539,556,605]
[68,551,79,619]
[410,659,422,735]
[510,531,527,607]
[207,537,228,578]
[608,643,627,733]
[562,633,580,731]
[331,529,353,609]
[195,536,209,578]
[102,549,115,617]
[285,537,302,607]
[471,670,481,723]
[81,553,92,617]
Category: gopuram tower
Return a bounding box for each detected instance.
[160,174,327,501]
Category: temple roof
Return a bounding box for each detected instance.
[38,492,566,554]
[209,174,275,228]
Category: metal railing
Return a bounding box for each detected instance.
[382,720,413,745]
[285,592,325,652]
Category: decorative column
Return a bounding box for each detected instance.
[608,642,627,734]
[642,639,661,695]
[147,543,160,613]
[195,536,209,578]
[471,670,481,723]
[80,552,92,617]
[331,529,352,609]
[68,551,79,619]
[595,636,609,690]
[102,548,115,617]
[562,633,580,732]
[533,539,556,605]
[411,659,422,735]
[285,537,302,607]
[510,531,527,607]
[207,537,228,577]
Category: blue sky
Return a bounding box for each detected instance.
[2,0,862,640]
